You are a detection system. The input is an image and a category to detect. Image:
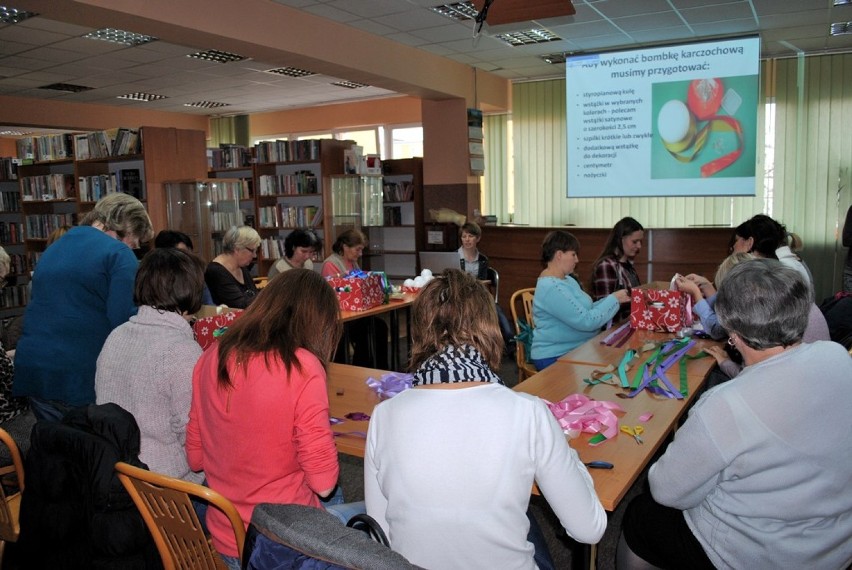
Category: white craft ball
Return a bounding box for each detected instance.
[657,99,691,145]
[421,268,433,279]
[403,278,415,287]
[413,276,426,287]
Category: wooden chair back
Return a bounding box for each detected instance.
[115,462,245,570]
[509,288,538,383]
[0,427,24,562]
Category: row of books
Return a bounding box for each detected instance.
[208,145,252,170]
[0,190,22,212]
[16,134,74,163]
[0,222,24,245]
[258,171,318,196]
[75,128,140,160]
[0,158,20,181]
[383,206,404,227]
[258,236,322,261]
[0,284,29,309]
[78,169,143,202]
[254,139,323,164]
[383,181,414,202]
[208,180,251,201]
[24,213,75,239]
[257,204,322,229]
[7,253,26,275]
[21,174,75,201]
[211,210,245,233]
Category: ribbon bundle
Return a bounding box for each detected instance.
[545,393,623,444]
[365,372,414,399]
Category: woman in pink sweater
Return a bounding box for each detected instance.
[186,269,342,569]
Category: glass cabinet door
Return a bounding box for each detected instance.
[165,179,243,261]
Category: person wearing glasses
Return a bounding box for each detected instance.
[205,225,261,309]
[13,193,154,422]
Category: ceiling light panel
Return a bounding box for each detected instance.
[830,21,851,36]
[264,67,317,78]
[187,49,247,63]
[431,2,479,21]
[39,83,93,92]
[184,101,230,108]
[495,29,562,46]
[116,92,168,101]
[331,81,369,89]
[0,6,38,24]
[83,28,157,46]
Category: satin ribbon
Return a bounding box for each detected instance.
[662,113,743,178]
[365,372,414,399]
[617,338,697,399]
[601,323,631,346]
[545,393,623,443]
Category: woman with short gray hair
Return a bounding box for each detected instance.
[205,226,261,308]
[617,259,852,569]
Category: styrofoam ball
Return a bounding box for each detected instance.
[413,276,426,287]
[421,268,433,279]
[403,278,415,288]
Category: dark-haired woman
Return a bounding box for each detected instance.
[322,228,389,369]
[532,230,629,371]
[96,248,206,483]
[591,217,644,320]
[186,269,342,569]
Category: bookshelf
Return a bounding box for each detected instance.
[164,179,244,262]
[15,126,207,284]
[0,158,29,316]
[360,158,424,282]
[252,138,351,275]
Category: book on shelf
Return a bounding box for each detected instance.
[75,128,140,160]
[382,180,414,202]
[208,145,252,169]
[254,139,323,164]
[309,205,323,228]
[17,134,73,162]
[119,169,143,199]
[0,158,20,181]
[21,173,75,201]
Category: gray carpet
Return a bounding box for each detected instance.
[338,351,654,569]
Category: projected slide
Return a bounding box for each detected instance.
[566,36,760,198]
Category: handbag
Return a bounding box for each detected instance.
[629,288,692,333]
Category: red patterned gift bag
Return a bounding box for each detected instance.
[629,289,692,333]
[327,272,387,311]
[192,308,244,350]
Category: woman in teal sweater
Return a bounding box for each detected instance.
[530,230,629,371]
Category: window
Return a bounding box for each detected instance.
[389,126,423,159]
[337,128,379,155]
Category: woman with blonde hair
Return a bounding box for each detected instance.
[187,269,343,570]
[14,192,153,422]
[205,225,261,308]
[365,269,606,570]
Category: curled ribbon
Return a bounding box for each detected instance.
[365,372,414,399]
[545,393,623,442]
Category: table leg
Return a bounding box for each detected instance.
[390,310,400,371]
[342,323,352,365]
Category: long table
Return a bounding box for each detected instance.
[516,327,718,511]
[338,293,417,371]
[327,362,385,457]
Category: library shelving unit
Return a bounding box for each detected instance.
[164,179,244,262]
[359,158,424,282]
[0,158,29,319]
[329,173,384,237]
[16,126,207,279]
[252,138,351,276]
[207,146,255,248]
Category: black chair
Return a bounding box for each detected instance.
[243,503,424,570]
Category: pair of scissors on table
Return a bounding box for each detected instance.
[620,425,644,444]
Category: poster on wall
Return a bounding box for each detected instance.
[566,35,760,198]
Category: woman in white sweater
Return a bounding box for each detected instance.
[96,248,206,483]
[365,269,606,570]
[618,259,852,570]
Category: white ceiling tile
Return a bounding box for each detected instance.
[301,4,361,23]
[345,19,399,35]
[612,12,690,33]
[680,4,757,26]
[594,0,674,19]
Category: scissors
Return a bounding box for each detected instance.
[620,425,644,445]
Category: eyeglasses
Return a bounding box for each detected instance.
[242,246,259,255]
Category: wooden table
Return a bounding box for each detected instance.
[326,363,386,457]
[338,294,417,371]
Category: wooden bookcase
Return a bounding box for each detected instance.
[360,157,424,282]
[251,138,351,276]
[16,126,207,279]
[0,158,28,318]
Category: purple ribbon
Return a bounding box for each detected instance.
[365,372,414,399]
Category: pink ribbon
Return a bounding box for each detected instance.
[365,372,414,399]
[545,394,623,441]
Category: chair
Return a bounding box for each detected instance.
[486,266,499,303]
[243,503,423,569]
[0,428,23,565]
[510,288,538,383]
[115,462,246,570]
